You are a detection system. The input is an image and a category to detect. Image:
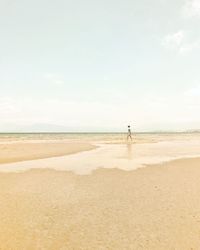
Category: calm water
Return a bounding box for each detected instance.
[0,132,200,144]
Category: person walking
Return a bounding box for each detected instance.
[127,125,132,141]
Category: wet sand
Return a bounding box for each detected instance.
[0,142,97,164]
[1,140,200,174]
[0,158,200,249]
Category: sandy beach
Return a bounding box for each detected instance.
[0,142,96,164]
[1,158,200,249]
[0,134,200,249]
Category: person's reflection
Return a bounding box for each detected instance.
[126,142,133,159]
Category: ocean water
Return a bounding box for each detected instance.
[0,132,200,144]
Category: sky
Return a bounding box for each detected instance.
[0,0,200,132]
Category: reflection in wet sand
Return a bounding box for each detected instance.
[126,142,133,159]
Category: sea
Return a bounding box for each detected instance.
[0,132,200,144]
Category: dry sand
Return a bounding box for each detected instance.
[0,158,200,249]
[0,142,97,164]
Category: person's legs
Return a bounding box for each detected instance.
[127,134,132,141]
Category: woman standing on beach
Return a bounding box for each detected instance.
[127,125,132,141]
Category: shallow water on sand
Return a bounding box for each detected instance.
[0,138,200,174]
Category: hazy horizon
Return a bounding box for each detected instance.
[1,0,200,131]
[0,127,200,134]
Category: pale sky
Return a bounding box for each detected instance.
[0,0,200,132]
